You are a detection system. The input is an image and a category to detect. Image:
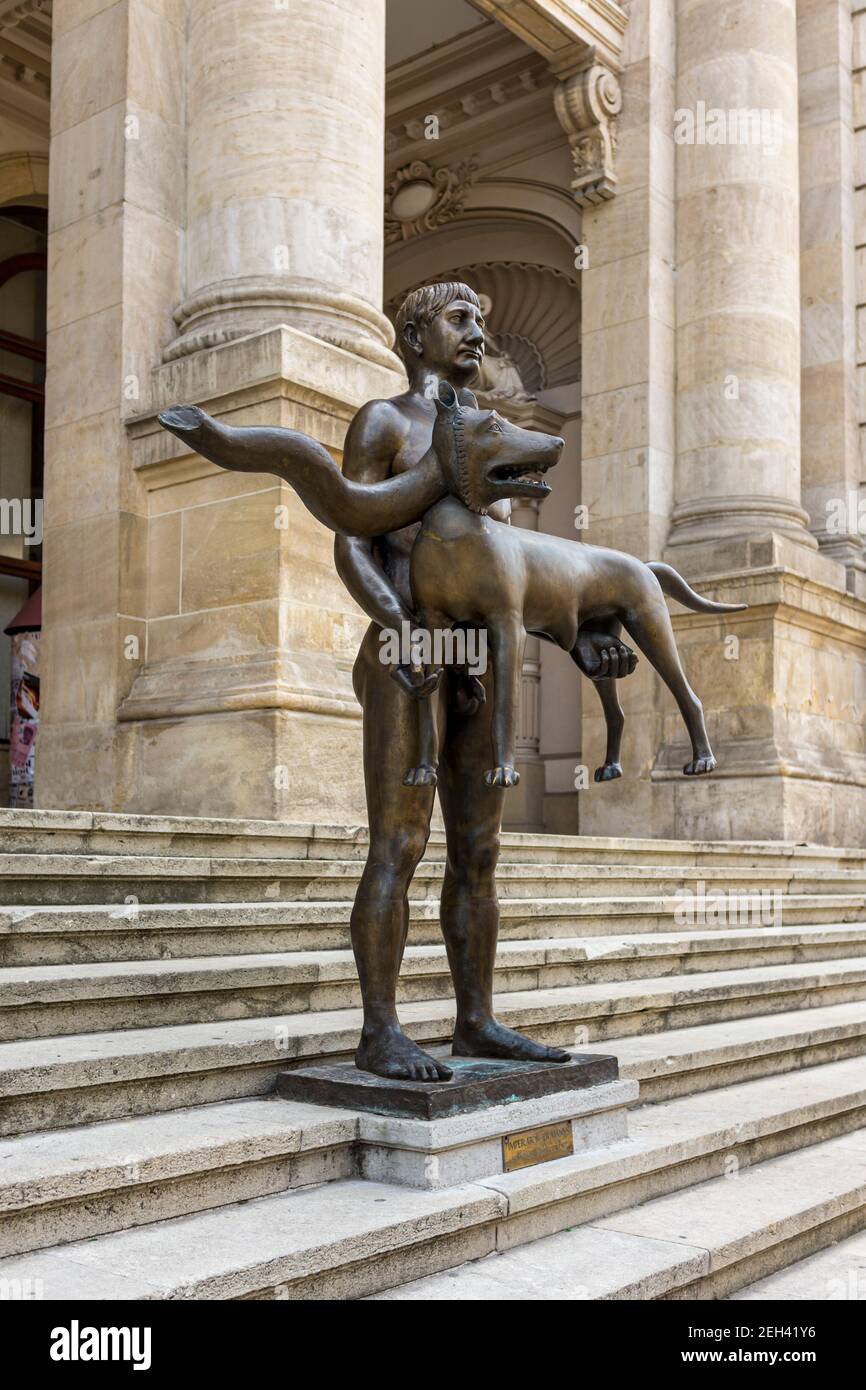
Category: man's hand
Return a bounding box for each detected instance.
[390,662,442,699]
[573,629,638,681]
[389,625,442,699]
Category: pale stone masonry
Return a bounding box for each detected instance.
[854,1,866,520]
[0,0,861,846]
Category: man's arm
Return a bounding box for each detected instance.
[334,402,442,698]
[158,404,445,539]
[333,400,413,630]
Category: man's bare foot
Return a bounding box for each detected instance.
[356,1025,452,1082]
[452,1019,570,1064]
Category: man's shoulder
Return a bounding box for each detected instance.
[342,394,416,481]
[350,394,414,439]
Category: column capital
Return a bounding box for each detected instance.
[553,59,623,206]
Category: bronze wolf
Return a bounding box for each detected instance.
[405,382,747,789]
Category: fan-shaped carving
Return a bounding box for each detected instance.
[386,261,580,390]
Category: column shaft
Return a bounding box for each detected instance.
[168,0,397,369]
[668,0,815,557]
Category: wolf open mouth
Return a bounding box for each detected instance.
[489,460,553,497]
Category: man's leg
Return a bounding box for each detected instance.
[437,666,570,1063]
[351,625,452,1081]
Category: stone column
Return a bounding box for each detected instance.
[113,0,403,822]
[36,0,184,811]
[798,0,862,592]
[667,0,816,565]
[577,0,678,838]
[645,0,866,847]
[166,0,397,372]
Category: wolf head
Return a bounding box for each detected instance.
[432,381,563,515]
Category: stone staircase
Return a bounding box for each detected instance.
[1,809,866,1299]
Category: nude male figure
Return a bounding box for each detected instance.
[335,281,637,1080]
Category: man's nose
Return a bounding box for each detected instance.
[465,323,484,346]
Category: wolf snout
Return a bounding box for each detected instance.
[542,436,565,467]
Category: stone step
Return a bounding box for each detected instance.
[0,1097,357,1259]
[3,896,863,965]
[4,927,866,1041]
[370,1127,866,1301]
[730,1227,866,1300]
[0,853,864,907]
[579,1000,866,1100]
[4,1116,866,1300]
[4,982,866,1137]
[2,1055,865,1263]
[3,810,865,870]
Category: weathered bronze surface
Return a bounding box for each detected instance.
[502,1120,575,1172]
[276,1053,619,1121]
[159,280,724,1086]
[406,381,747,789]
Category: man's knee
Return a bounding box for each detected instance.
[368,824,430,881]
[449,827,500,885]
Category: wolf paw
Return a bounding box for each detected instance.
[684,754,716,776]
[594,762,623,782]
[484,765,520,788]
[402,765,438,787]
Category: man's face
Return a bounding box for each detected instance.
[408,298,486,384]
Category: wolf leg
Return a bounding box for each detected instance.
[484,615,525,788]
[402,692,440,787]
[593,679,625,781]
[622,593,716,775]
[570,621,626,781]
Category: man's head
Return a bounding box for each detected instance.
[432,382,563,515]
[394,281,485,387]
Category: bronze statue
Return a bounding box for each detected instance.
[406,381,747,790]
[160,282,641,1082]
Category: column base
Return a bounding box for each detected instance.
[117,705,366,823]
[652,561,866,847]
[164,279,403,375]
[581,546,866,847]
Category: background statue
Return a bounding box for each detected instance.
[474,292,535,403]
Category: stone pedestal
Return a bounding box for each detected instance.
[121,327,403,821]
[650,539,866,847]
[277,1053,636,1190]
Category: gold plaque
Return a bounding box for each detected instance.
[502,1120,574,1173]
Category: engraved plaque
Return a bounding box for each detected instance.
[502,1119,574,1172]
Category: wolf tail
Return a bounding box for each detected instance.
[648,562,748,614]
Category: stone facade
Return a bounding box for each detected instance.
[1,0,865,845]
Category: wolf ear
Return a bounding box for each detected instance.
[435,380,459,417]
[457,388,478,409]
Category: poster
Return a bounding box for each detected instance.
[9,628,40,809]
